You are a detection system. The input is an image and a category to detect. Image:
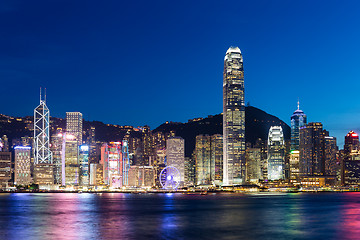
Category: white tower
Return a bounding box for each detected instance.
[223,46,245,185]
[34,88,52,164]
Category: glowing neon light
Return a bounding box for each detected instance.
[80,145,89,151]
[14,146,31,150]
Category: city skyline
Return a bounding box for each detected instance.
[1,1,360,147]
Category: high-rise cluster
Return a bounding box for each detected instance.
[1,47,359,192]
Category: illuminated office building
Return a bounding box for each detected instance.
[290,101,307,151]
[14,146,31,185]
[128,166,155,188]
[101,141,130,187]
[166,137,185,185]
[267,126,285,180]
[254,138,268,180]
[51,130,63,184]
[195,134,223,185]
[324,136,338,175]
[342,132,360,186]
[0,152,11,188]
[299,122,326,176]
[90,163,104,186]
[63,134,79,185]
[79,145,89,186]
[195,135,211,185]
[343,150,360,186]
[88,126,97,164]
[223,46,245,185]
[1,135,9,152]
[245,148,261,184]
[344,131,359,161]
[184,157,195,186]
[33,89,53,185]
[66,112,83,145]
[289,150,300,185]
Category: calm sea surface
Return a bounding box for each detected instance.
[0,192,359,240]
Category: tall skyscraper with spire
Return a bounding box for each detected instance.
[34,88,52,165]
[290,100,307,151]
[34,88,53,184]
[223,46,245,185]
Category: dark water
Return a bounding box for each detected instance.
[0,192,359,240]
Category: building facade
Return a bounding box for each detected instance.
[223,46,245,185]
[245,148,261,183]
[79,145,89,186]
[66,112,83,146]
[34,89,53,184]
[128,166,155,188]
[195,134,223,185]
[344,131,359,161]
[101,141,130,187]
[63,134,79,185]
[299,122,325,176]
[90,163,104,186]
[166,137,185,185]
[51,130,63,184]
[267,126,285,180]
[290,101,307,151]
[14,146,31,185]
[0,152,11,188]
[324,136,338,176]
[289,150,300,185]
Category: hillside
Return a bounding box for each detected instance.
[153,106,290,157]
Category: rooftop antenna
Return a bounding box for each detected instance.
[45,88,47,103]
[297,98,300,110]
[40,87,42,103]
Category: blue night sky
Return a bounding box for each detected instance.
[1,0,360,147]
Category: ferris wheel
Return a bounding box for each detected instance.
[160,166,180,190]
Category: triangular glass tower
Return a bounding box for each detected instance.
[34,88,52,164]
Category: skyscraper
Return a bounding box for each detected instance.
[344,131,359,161]
[14,146,31,185]
[0,152,11,188]
[166,137,185,185]
[79,145,89,186]
[195,134,223,185]
[342,131,360,186]
[101,141,130,187]
[51,129,63,184]
[33,89,53,185]
[66,112,83,145]
[291,101,307,151]
[267,126,285,180]
[289,150,300,185]
[223,46,245,185]
[245,148,262,183]
[299,122,326,176]
[63,134,79,185]
[34,89,52,165]
[324,136,338,175]
[195,135,211,185]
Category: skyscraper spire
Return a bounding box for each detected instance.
[297,98,300,110]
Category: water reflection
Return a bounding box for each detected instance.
[0,192,359,239]
[339,192,360,240]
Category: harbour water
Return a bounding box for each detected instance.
[0,192,359,239]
